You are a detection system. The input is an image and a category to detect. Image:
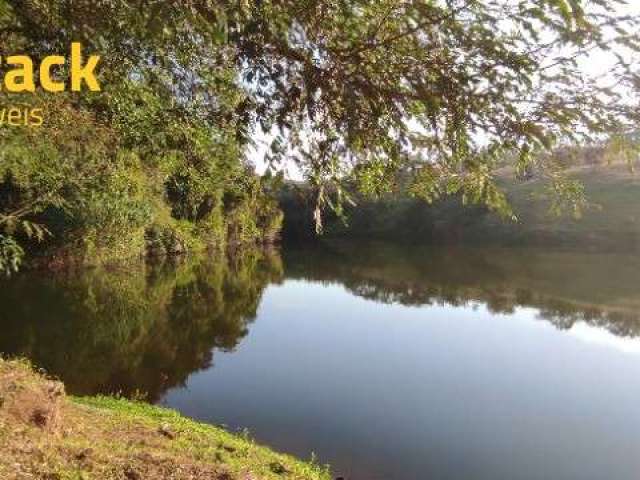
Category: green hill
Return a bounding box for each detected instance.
[281,161,640,251]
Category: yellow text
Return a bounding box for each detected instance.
[0,43,101,93]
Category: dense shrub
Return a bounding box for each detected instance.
[0,3,282,273]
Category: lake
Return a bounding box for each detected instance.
[2,242,640,480]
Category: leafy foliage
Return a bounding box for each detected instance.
[232,1,640,216]
[1,0,638,267]
[0,0,283,271]
[0,234,22,275]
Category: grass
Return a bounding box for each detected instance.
[0,358,331,480]
[498,162,640,242]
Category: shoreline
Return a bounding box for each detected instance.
[0,359,331,480]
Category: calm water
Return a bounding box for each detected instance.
[2,243,640,479]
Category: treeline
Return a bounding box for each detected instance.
[0,2,282,273]
[281,144,640,251]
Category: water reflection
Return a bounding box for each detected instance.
[0,249,283,400]
[1,243,640,402]
[284,241,640,338]
[3,243,640,479]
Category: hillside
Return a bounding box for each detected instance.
[282,161,640,251]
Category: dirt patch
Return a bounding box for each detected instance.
[0,361,228,479]
[0,361,64,434]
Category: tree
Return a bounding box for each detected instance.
[1,0,638,272]
[229,0,640,224]
[0,0,283,273]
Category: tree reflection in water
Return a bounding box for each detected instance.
[2,241,640,401]
[284,241,640,338]
[0,248,283,400]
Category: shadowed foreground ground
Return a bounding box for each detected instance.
[0,359,330,480]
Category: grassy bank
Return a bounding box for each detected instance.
[0,359,330,480]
